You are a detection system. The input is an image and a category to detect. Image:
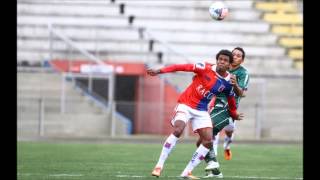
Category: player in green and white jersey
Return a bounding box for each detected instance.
[202,47,249,178]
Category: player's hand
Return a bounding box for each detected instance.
[230,74,237,86]
[147,69,160,76]
[234,112,244,121]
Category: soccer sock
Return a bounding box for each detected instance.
[223,133,234,150]
[181,144,210,176]
[205,145,217,162]
[213,133,219,156]
[205,134,219,163]
[155,134,179,168]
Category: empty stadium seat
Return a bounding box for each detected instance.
[255,1,303,70]
[272,25,302,36]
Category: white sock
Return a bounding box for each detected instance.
[213,133,219,156]
[223,134,234,150]
[181,144,209,176]
[155,134,179,168]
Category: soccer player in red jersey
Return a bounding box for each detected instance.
[147,49,244,179]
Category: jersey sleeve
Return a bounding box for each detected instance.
[160,62,208,74]
[159,64,194,73]
[193,62,210,74]
[224,85,238,119]
[227,96,238,119]
[238,71,250,91]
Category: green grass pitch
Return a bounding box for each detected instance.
[17,141,302,180]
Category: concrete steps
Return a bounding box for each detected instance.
[18,49,159,65]
[18,98,103,113]
[18,71,129,137]
[17,113,110,137]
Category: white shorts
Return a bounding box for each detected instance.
[224,120,236,132]
[171,104,212,132]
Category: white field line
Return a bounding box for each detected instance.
[17,173,83,177]
[226,176,302,179]
[49,174,83,177]
[18,173,302,179]
[115,174,302,179]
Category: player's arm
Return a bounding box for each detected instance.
[230,73,249,97]
[147,63,205,76]
[227,96,244,120]
[207,96,216,113]
[225,86,244,120]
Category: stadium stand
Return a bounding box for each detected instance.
[17,0,302,141]
[114,0,301,76]
[17,0,160,65]
[255,1,303,69]
[17,0,303,75]
[18,69,129,137]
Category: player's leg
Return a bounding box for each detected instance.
[152,104,189,177]
[152,121,185,177]
[203,109,231,178]
[180,127,212,179]
[197,133,222,178]
[223,121,236,160]
[203,133,223,178]
[205,108,229,169]
[213,132,220,156]
[204,133,220,170]
[180,111,213,179]
[197,132,219,155]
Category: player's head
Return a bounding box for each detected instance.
[216,49,233,63]
[232,47,245,66]
[216,49,233,72]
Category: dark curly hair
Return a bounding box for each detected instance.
[216,49,233,64]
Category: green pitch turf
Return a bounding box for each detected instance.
[17,141,302,180]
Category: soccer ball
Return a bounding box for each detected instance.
[209,2,229,21]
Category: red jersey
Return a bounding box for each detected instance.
[160,62,238,119]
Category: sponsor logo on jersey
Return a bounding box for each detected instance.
[218,85,225,92]
[196,84,214,100]
[195,62,205,69]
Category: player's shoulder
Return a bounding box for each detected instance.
[194,61,214,70]
[235,65,250,76]
[240,65,249,73]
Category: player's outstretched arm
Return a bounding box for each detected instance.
[146,69,161,76]
[147,64,195,76]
